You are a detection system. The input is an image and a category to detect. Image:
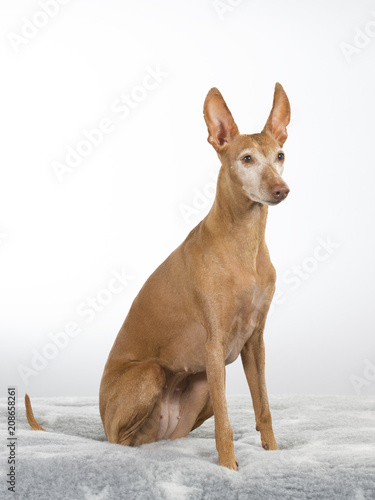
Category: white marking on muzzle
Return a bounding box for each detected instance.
[234,149,284,205]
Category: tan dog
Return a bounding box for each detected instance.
[27,84,291,470]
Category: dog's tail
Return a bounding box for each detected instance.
[25,394,46,431]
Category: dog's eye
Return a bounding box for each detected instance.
[243,155,252,163]
[277,152,285,161]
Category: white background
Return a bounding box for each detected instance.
[1,0,374,397]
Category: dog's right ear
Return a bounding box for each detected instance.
[263,83,291,147]
[203,88,239,152]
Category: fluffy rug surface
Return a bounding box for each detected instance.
[1,394,374,499]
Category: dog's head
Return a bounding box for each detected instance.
[203,83,290,206]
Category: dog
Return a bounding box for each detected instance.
[26,83,291,470]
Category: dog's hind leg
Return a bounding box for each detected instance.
[99,361,166,446]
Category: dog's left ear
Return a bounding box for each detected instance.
[263,83,291,147]
[203,88,239,152]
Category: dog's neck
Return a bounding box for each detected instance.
[204,166,268,268]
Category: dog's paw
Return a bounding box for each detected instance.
[261,437,278,451]
[219,454,238,471]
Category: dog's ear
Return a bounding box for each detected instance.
[203,88,239,152]
[263,83,291,147]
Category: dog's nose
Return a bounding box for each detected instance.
[271,184,290,200]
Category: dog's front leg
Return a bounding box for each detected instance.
[241,330,278,451]
[205,339,237,470]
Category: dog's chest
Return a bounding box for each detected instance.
[225,281,273,364]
